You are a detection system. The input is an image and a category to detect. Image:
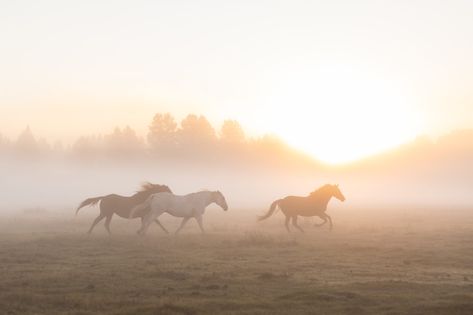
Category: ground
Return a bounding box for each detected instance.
[0,208,472,314]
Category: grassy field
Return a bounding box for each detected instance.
[0,208,472,315]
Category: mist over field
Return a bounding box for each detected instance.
[1,117,472,212]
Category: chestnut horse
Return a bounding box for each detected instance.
[76,182,172,234]
[258,184,345,232]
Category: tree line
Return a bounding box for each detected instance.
[0,113,296,164]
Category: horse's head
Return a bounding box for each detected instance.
[331,184,345,202]
[212,191,228,211]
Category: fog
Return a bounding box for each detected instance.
[1,123,472,214]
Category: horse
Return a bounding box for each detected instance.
[130,190,228,235]
[76,182,172,235]
[258,184,345,232]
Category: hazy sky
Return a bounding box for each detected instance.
[1,0,472,162]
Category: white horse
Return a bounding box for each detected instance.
[130,190,228,235]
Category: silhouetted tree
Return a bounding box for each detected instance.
[249,134,289,162]
[0,134,12,155]
[147,113,178,153]
[37,138,51,152]
[0,133,9,148]
[16,126,38,155]
[104,126,144,155]
[72,135,104,158]
[52,140,64,152]
[220,119,245,144]
[178,114,216,148]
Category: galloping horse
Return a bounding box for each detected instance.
[258,184,345,232]
[130,190,228,235]
[76,182,172,234]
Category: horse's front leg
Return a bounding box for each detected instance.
[314,215,327,227]
[284,215,291,232]
[325,214,333,230]
[291,216,304,233]
[138,209,158,235]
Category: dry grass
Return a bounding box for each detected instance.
[0,208,472,314]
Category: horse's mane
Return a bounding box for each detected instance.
[133,182,170,197]
[309,184,332,197]
[138,182,157,193]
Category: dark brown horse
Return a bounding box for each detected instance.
[76,182,172,234]
[258,184,345,232]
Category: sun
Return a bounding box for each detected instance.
[264,64,423,164]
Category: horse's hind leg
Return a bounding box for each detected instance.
[87,213,105,234]
[292,216,305,233]
[175,217,190,235]
[284,215,291,232]
[104,214,113,235]
[292,216,304,233]
[154,219,169,234]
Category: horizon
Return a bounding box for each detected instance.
[2,115,472,165]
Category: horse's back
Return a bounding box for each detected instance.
[149,192,204,216]
[100,194,136,216]
[151,192,197,204]
[281,195,308,207]
[100,194,128,205]
[151,191,174,200]
[280,195,323,214]
[150,192,177,207]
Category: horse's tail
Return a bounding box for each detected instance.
[75,196,104,215]
[258,199,281,221]
[128,195,153,219]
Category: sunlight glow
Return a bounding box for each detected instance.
[266,64,423,164]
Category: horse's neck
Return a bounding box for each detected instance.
[322,194,333,206]
[131,192,151,204]
[311,191,332,208]
[196,191,214,207]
